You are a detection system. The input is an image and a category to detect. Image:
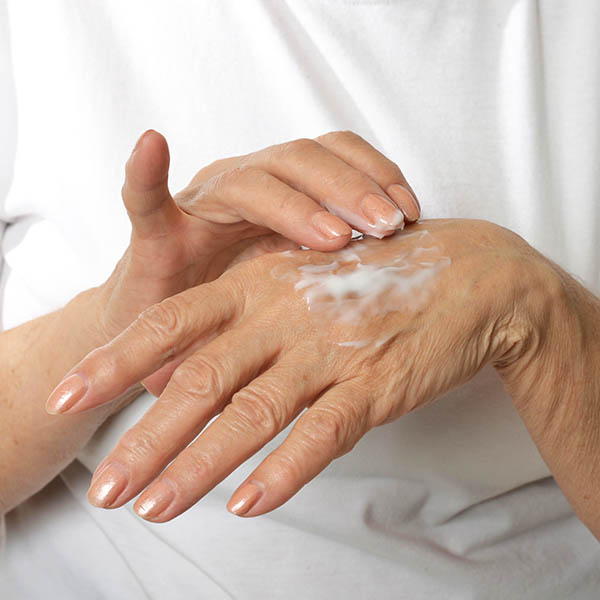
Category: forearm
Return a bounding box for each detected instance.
[499,257,600,539]
[0,286,144,515]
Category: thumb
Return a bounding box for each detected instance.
[122,129,181,240]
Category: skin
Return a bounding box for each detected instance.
[47,219,600,540]
[0,129,418,514]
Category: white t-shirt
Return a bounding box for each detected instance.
[1,1,599,598]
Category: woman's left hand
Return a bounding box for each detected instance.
[46,219,600,538]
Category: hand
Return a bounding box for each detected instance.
[95,130,419,359]
[49,218,549,522]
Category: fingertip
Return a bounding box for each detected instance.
[304,234,353,252]
[122,130,179,237]
[386,183,420,222]
[131,128,167,155]
[308,235,353,252]
[227,479,268,517]
[308,211,353,250]
[45,373,89,415]
[126,129,170,191]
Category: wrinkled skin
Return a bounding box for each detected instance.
[55,218,554,522]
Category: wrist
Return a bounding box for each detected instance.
[493,253,580,402]
[494,251,600,538]
[493,246,600,457]
[76,251,142,345]
[62,282,119,351]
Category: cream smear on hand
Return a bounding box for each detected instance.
[273,230,451,347]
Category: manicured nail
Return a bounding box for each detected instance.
[87,462,128,508]
[135,478,177,520]
[360,193,405,231]
[46,373,88,414]
[311,211,352,240]
[227,480,265,517]
[387,184,420,222]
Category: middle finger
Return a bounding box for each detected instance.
[246,137,406,238]
[133,356,327,522]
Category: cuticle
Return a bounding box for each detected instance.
[139,477,178,519]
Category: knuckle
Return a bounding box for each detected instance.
[204,157,228,172]
[268,449,306,483]
[299,404,364,456]
[302,407,346,447]
[138,299,185,340]
[225,387,285,437]
[118,425,164,462]
[178,446,218,481]
[320,167,370,192]
[170,357,224,402]
[290,136,320,153]
[316,129,362,146]
[219,164,265,190]
[273,137,319,160]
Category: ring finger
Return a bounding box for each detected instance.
[86,325,281,509]
[132,356,329,522]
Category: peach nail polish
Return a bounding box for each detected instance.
[46,373,88,414]
[136,478,176,520]
[87,463,128,508]
[227,480,265,517]
[360,193,405,230]
[387,184,420,221]
[311,211,352,240]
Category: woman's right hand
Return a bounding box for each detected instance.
[93,130,420,387]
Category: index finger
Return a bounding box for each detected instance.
[45,281,237,415]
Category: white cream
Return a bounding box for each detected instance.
[273,229,451,347]
[335,340,370,349]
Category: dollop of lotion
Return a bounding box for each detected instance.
[274,230,451,345]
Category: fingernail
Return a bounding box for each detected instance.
[135,478,177,520]
[87,462,128,508]
[360,193,405,231]
[227,480,265,517]
[387,184,420,222]
[46,373,88,414]
[311,211,352,240]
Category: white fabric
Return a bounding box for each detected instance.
[0,0,14,306]
[1,0,599,597]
